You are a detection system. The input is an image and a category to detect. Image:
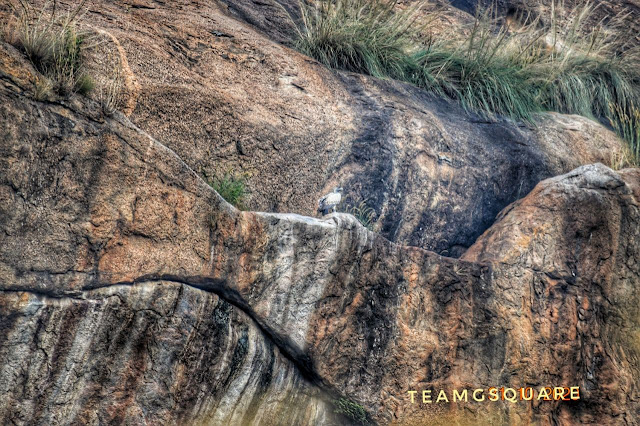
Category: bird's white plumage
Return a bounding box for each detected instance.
[324,192,341,205]
[318,187,343,215]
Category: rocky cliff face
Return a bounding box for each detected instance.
[68,0,623,257]
[1,1,639,425]
[0,284,332,425]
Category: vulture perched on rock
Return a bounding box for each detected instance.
[317,187,343,216]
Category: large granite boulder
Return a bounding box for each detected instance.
[14,0,620,257]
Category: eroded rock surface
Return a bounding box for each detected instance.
[0,283,331,425]
[1,1,639,425]
[1,34,639,425]
[8,0,622,257]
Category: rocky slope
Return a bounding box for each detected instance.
[1,1,639,425]
[58,0,624,257]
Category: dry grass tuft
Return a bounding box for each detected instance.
[99,64,123,116]
[6,0,94,96]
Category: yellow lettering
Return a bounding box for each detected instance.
[408,391,417,403]
[422,390,432,404]
[488,387,499,402]
[503,388,517,403]
[436,390,449,403]
[453,389,468,402]
[538,387,552,401]
[553,387,564,400]
[472,389,485,402]
[570,386,580,400]
[520,387,533,401]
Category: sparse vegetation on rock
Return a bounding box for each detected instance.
[5,0,92,96]
[610,103,640,166]
[207,170,249,210]
[0,0,638,425]
[343,199,376,231]
[333,398,368,425]
[293,0,640,160]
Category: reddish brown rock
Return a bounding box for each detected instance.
[1,2,639,425]
[2,39,639,424]
[9,0,622,257]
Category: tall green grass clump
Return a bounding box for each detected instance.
[532,3,640,121]
[293,0,425,80]
[411,12,544,121]
[292,0,640,157]
[7,0,93,96]
[609,103,640,165]
[411,2,640,124]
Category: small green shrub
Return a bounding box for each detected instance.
[333,397,368,425]
[8,0,92,96]
[343,200,376,231]
[208,171,249,210]
[75,71,94,94]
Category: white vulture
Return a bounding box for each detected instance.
[317,187,343,216]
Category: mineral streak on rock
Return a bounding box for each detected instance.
[0,283,332,425]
